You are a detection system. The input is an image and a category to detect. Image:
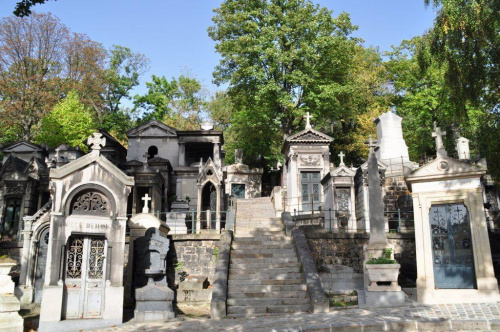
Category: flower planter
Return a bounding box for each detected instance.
[365,263,401,292]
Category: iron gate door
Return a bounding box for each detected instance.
[34,228,49,303]
[64,235,106,319]
[429,203,476,289]
[301,172,321,212]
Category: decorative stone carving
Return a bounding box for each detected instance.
[87,132,106,152]
[72,192,108,215]
[300,155,320,166]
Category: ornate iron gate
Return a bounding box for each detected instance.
[429,203,476,289]
[64,235,106,319]
[231,184,245,199]
[301,172,321,212]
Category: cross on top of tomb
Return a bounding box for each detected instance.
[432,122,448,157]
[55,148,60,160]
[364,136,378,153]
[304,112,313,129]
[87,133,106,154]
[338,151,345,166]
[143,152,149,163]
[142,193,152,214]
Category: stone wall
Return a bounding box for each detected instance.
[302,226,416,286]
[383,175,414,231]
[167,234,220,288]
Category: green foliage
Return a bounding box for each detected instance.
[366,248,397,265]
[209,0,389,165]
[35,91,97,150]
[423,0,500,110]
[134,74,206,130]
[13,0,50,17]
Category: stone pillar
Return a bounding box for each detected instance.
[213,143,220,167]
[215,185,221,231]
[18,219,33,286]
[196,184,202,234]
[178,142,186,167]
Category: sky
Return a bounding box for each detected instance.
[0,0,437,100]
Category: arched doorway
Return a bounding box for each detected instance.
[201,182,216,229]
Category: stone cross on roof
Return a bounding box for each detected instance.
[143,152,149,163]
[87,133,106,155]
[304,112,313,129]
[55,148,60,160]
[338,151,345,166]
[142,193,152,214]
[364,136,378,153]
[432,122,448,157]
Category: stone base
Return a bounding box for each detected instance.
[38,318,122,332]
[15,285,34,307]
[134,310,175,322]
[166,222,188,234]
[0,295,23,332]
[358,289,406,308]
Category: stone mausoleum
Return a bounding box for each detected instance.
[1,110,500,330]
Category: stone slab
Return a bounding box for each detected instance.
[358,289,406,308]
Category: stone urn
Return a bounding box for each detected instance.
[365,263,401,292]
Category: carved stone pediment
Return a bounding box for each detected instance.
[286,128,333,143]
[1,141,43,154]
[331,165,356,177]
[406,156,486,183]
[127,120,177,138]
[300,155,320,166]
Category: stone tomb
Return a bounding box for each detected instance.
[134,227,174,321]
[38,133,134,331]
[283,113,333,213]
[406,155,500,304]
[321,152,357,232]
[224,149,263,200]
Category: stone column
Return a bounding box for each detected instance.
[18,219,33,286]
[213,143,220,167]
[196,184,202,234]
[178,142,186,167]
[367,151,387,246]
[215,185,221,231]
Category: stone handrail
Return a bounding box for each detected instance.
[291,228,329,313]
[210,230,233,319]
[23,199,52,223]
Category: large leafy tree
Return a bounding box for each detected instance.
[208,0,387,164]
[134,74,206,130]
[35,91,97,149]
[423,0,500,111]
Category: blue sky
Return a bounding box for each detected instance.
[0,0,436,100]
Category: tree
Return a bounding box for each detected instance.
[208,0,386,164]
[14,0,51,17]
[35,91,97,149]
[134,74,206,130]
[0,13,68,141]
[422,0,500,111]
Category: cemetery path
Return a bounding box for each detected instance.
[225,197,312,317]
[89,302,500,331]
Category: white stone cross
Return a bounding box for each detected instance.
[55,148,60,160]
[338,151,345,166]
[142,193,152,214]
[87,133,106,153]
[432,122,447,157]
[143,152,149,163]
[304,112,313,129]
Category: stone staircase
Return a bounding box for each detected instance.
[227,197,311,317]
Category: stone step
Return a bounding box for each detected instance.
[228,278,304,286]
[230,257,298,264]
[235,226,284,232]
[229,272,302,280]
[231,252,297,259]
[229,267,300,275]
[231,243,293,250]
[231,248,296,255]
[236,221,283,226]
[228,291,308,299]
[235,231,284,236]
[233,235,291,241]
[229,262,300,270]
[227,297,310,306]
[227,304,311,315]
[228,284,307,293]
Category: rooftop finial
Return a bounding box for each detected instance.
[87,133,106,155]
[432,122,447,157]
[304,112,313,129]
[338,151,345,166]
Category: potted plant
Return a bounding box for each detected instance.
[365,248,401,291]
